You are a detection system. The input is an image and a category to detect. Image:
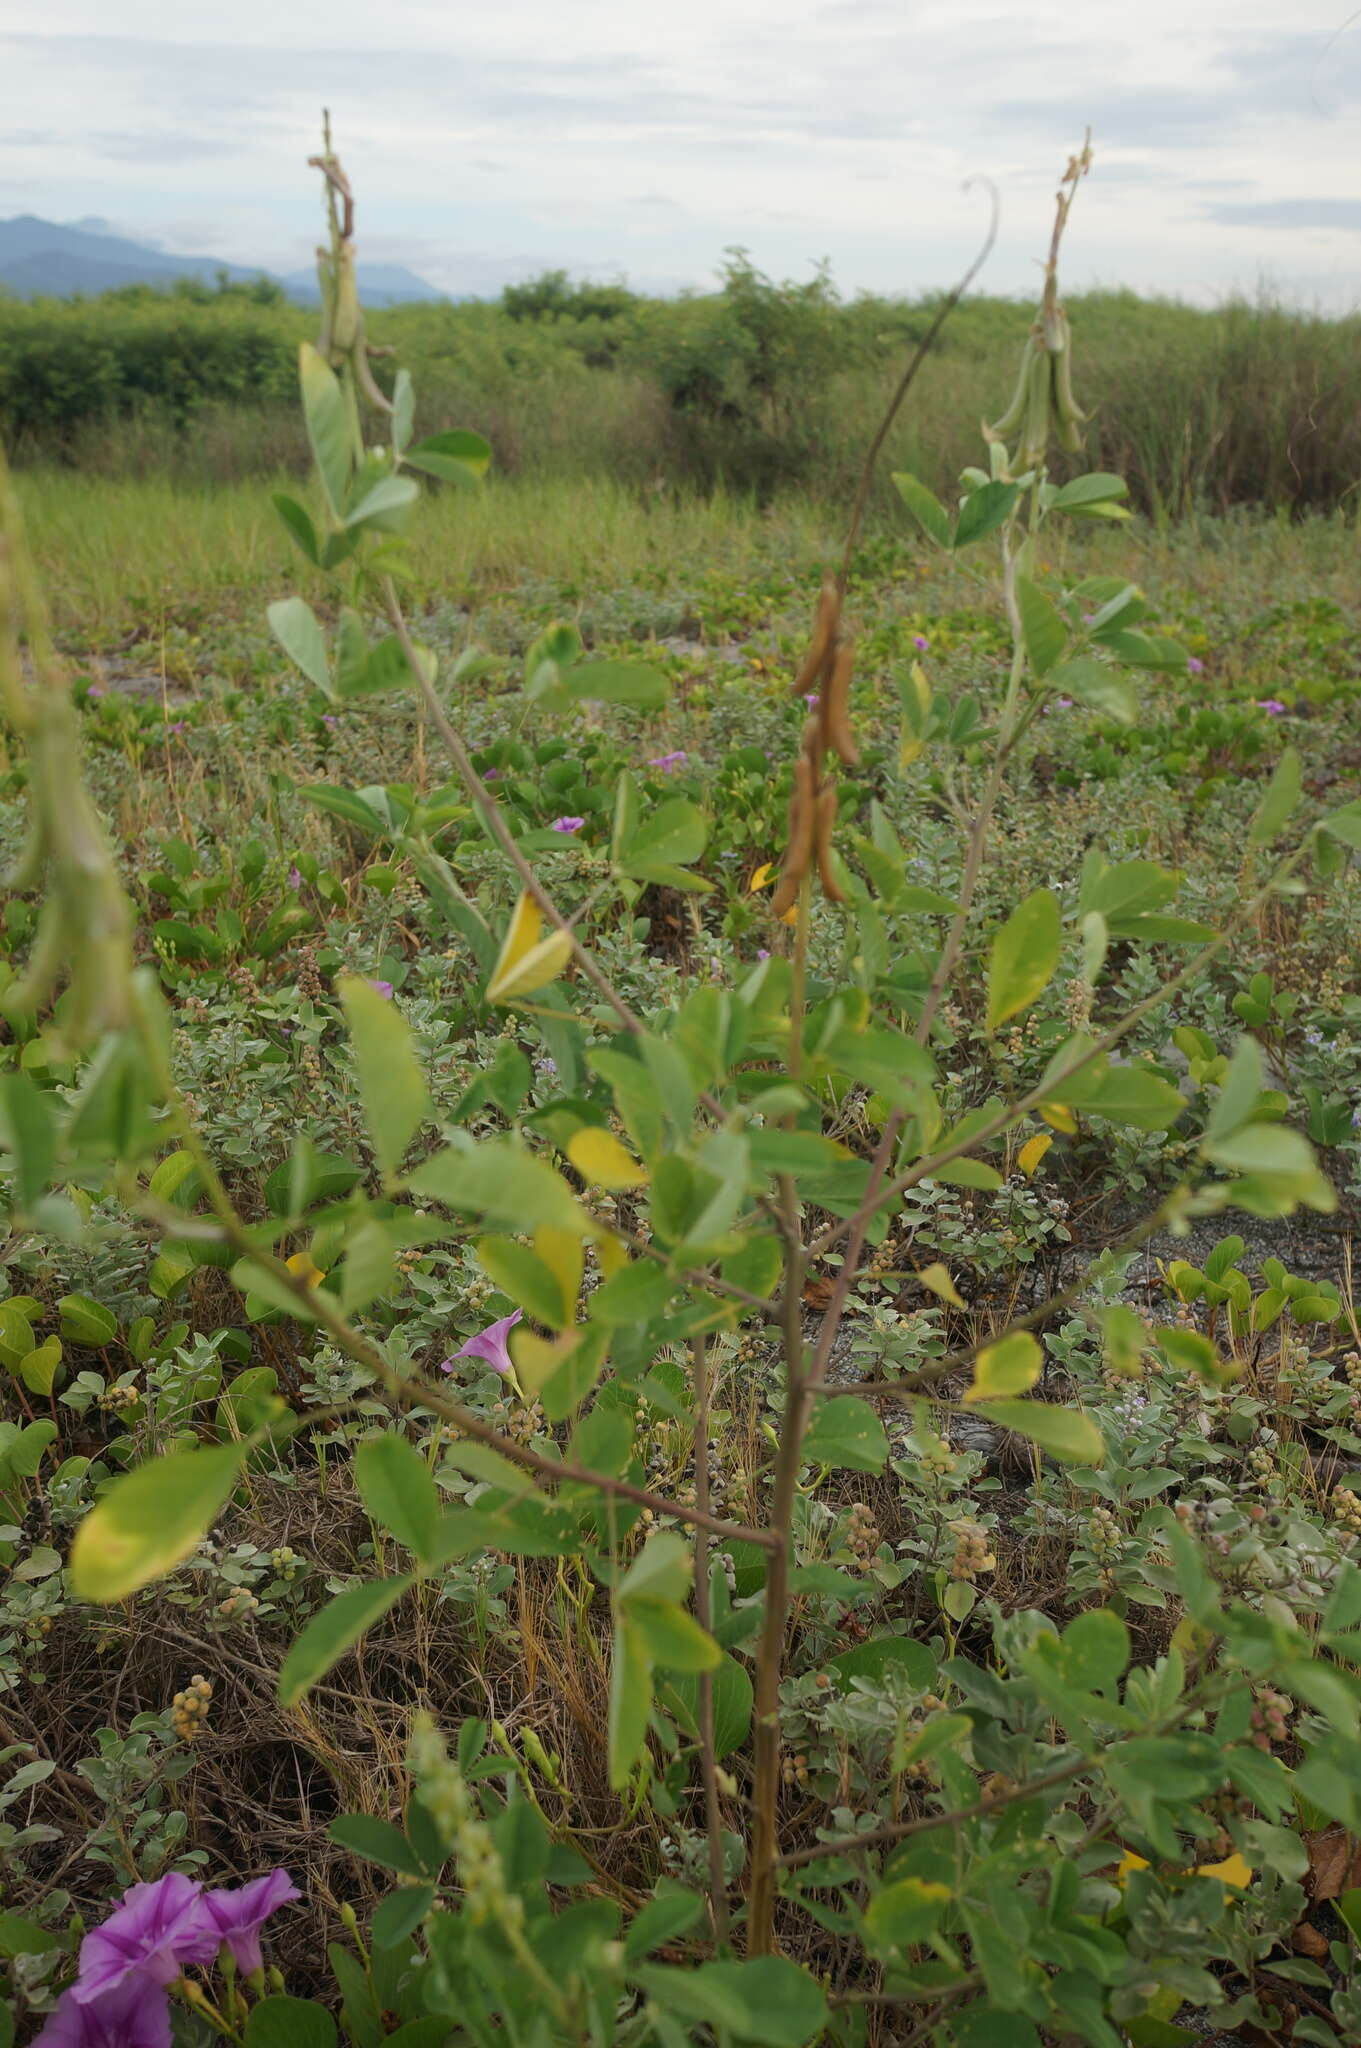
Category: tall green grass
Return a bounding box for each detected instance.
[4,280,1359,516]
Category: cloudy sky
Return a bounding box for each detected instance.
[3,0,1359,304]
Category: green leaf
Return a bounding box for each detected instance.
[1205,1035,1265,1145]
[271,491,321,565]
[403,429,492,484]
[1079,1063,1185,1131]
[635,1959,828,2045]
[328,1812,429,1879]
[865,1875,952,1951]
[407,1139,587,1237]
[70,1441,248,1602]
[478,1236,572,1328]
[1317,800,1361,852]
[337,974,430,1181]
[1051,472,1129,510]
[1249,747,1302,846]
[965,1331,1042,1403]
[587,1260,675,1326]
[565,661,669,709]
[621,799,709,884]
[278,1577,413,1706]
[891,472,952,548]
[355,1436,439,1564]
[19,1337,62,1396]
[953,480,1019,550]
[1,1072,56,1211]
[268,598,332,696]
[619,1531,693,1604]
[299,341,352,518]
[0,1912,58,1958]
[662,1654,753,1759]
[972,1399,1103,1465]
[245,1997,337,2048]
[1203,1123,1318,1178]
[987,887,1061,1031]
[802,1396,889,1474]
[58,1292,117,1346]
[825,1634,934,1691]
[1016,577,1067,678]
[299,784,386,831]
[1049,656,1137,724]
[630,1597,721,1672]
[608,1615,654,1787]
[391,368,415,454]
[345,475,420,533]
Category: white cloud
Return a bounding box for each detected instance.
[1,1,1358,303]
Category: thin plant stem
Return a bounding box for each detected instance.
[690,1330,730,1946]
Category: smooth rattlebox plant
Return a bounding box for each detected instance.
[4,120,1361,2047]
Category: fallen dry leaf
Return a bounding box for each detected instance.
[1305,1827,1361,1903]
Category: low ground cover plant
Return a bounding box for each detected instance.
[1,129,1360,2048]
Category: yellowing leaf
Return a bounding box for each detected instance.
[71,1443,247,1603]
[535,1228,583,1316]
[749,861,776,892]
[1039,1101,1078,1135]
[511,1326,578,1398]
[964,1331,1043,1403]
[1018,1133,1052,1179]
[1196,1852,1253,1895]
[594,1230,628,1279]
[285,1250,326,1288]
[918,1262,965,1308]
[486,892,573,1003]
[568,1127,649,1190]
[1115,1847,1253,1902]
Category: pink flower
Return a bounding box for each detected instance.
[913,634,929,651]
[442,1308,522,1377]
[648,751,687,772]
[199,1870,299,1976]
[1186,657,1205,675]
[368,979,394,998]
[551,816,585,833]
[38,1975,171,2048]
[74,1874,218,2003]
[1256,698,1286,716]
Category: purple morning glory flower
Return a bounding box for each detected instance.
[482,767,501,782]
[164,722,187,737]
[287,866,303,890]
[199,1870,299,1976]
[37,1975,171,2048]
[441,1309,522,1377]
[86,684,106,700]
[648,751,687,772]
[1256,698,1286,716]
[321,714,339,729]
[802,692,819,707]
[74,1874,219,2004]
[368,979,394,998]
[913,634,929,651]
[551,816,585,833]
[756,948,770,961]
[1055,696,1073,708]
[1187,657,1205,675]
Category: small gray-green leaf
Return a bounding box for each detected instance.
[268,598,332,697]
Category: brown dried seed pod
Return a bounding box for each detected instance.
[791,573,840,698]
[814,784,847,903]
[823,636,859,766]
[770,757,818,916]
[801,712,824,761]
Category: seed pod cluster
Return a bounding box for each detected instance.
[770,577,858,917]
[984,305,1086,467]
[309,131,395,422]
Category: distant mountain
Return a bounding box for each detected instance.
[0,214,445,307]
